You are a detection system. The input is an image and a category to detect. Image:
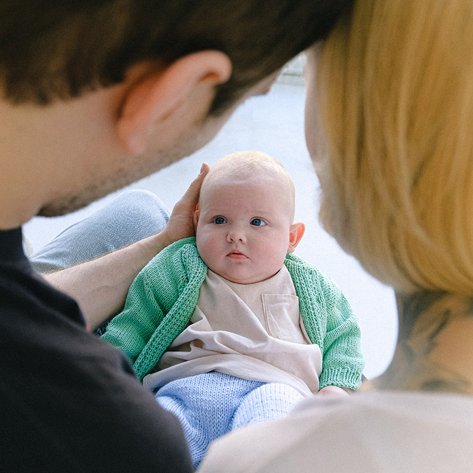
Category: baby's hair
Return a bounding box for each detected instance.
[211,151,292,182]
[315,0,473,294]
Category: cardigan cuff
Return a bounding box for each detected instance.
[319,367,363,391]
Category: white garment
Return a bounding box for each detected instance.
[144,268,322,396]
[197,390,473,473]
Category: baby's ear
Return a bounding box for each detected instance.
[288,222,305,253]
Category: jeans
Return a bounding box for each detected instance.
[30,190,170,272]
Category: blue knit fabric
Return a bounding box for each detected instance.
[156,372,304,469]
[31,190,169,272]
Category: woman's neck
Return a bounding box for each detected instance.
[364,291,473,394]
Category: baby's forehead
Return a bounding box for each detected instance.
[200,169,295,218]
[202,171,292,199]
[200,154,296,214]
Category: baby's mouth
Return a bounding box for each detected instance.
[227,250,248,259]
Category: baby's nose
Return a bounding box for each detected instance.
[227,228,247,243]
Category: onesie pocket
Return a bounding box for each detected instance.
[262,294,307,343]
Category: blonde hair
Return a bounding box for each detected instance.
[314,0,473,294]
[202,151,296,219]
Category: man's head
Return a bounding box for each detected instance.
[194,151,305,284]
[0,0,350,114]
[0,0,353,226]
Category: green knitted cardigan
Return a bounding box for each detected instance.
[102,237,364,390]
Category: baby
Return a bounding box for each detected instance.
[102,151,364,468]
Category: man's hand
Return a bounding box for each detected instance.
[161,163,209,247]
[45,163,210,330]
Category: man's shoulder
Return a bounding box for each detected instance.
[0,260,192,472]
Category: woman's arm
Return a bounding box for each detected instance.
[45,164,209,331]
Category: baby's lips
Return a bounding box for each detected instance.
[227,250,248,259]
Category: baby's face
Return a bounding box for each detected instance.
[195,175,294,284]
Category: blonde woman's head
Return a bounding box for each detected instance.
[311,0,473,294]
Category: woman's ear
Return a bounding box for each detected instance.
[116,51,232,155]
[288,222,305,253]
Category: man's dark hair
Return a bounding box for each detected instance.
[0,0,352,114]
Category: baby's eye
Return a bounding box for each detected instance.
[250,218,267,227]
[212,216,227,225]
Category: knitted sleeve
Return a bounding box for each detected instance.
[316,278,364,390]
[285,254,365,391]
[101,237,205,378]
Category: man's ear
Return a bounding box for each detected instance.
[288,222,305,253]
[117,51,232,155]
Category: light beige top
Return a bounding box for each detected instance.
[198,391,473,473]
[143,267,322,396]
